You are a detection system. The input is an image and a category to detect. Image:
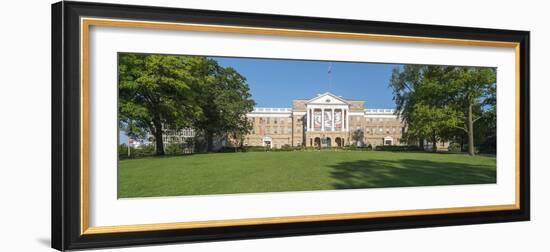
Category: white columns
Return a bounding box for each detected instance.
[321,108,325,131]
[306,108,310,131]
[309,107,314,131]
[347,108,350,132]
[331,109,335,131]
[342,109,346,132]
[309,107,315,131]
[307,106,352,132]
[345,108,349,132]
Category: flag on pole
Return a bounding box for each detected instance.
[328,63,332,74]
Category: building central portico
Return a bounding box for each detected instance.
[305,93,350,133]
[304,93,351,147]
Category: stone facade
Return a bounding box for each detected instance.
[243,92,407,148]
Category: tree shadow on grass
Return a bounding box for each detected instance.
[330,159,496,189]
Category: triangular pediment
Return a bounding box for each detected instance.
[306,92,349,105]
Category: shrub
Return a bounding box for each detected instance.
[136,144,155,156]
[118,144,130,159]
[478,136,496,154]
[243,146,269,152]
[217,146,236,153]
[165,143,184,155]
[448,143,462,153]
[345,145,357,151]
[118,144,156,159]
[374,145,420,152]
[281,144,293,151]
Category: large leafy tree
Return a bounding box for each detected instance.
[390,65,440,150]
[193,64,255,151]
[118,53,255,155]
[446,67,496,155]
[118,54,204,155]
[390,65,495,155]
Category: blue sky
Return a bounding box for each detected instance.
[212,56,402,108]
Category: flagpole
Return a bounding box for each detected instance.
[328,63,332,91]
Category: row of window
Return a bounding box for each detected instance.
[351,117,400,123]
[253,117,398,125]
[252,127,293,135]
[257,117,293,124]
[360,127,404,135]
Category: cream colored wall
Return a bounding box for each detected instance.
[244,116,294,148]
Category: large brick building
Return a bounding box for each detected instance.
[244,92,405,148]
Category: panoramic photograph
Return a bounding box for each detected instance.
[117,53,497,198]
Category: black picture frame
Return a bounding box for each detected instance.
[52,1,530,251]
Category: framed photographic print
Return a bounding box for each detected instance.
[52,1,530,250]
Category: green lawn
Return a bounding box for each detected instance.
[118,151,496,198]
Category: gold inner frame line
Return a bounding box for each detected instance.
[80,17,522,235]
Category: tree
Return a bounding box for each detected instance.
[406,103,461,151]
[118,54,204,155]
[228,119,253,152]
[193,64,255,152]
[390,65,438,150]
[119,54,255,155]
[446,67,496,155]
[351,129,365,146]
[390,65,496,155]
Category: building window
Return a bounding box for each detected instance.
[267,118,270,124]
[274,119,278,124]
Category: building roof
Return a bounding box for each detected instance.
[305,92,350,104]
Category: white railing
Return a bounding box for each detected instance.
[364,109,395,114]
[253,107,293,113]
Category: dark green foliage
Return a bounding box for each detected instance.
[448,143,462,153]
[342,145,371,151]
[374,145,421,152]
[165,143,184,155]
[118,53,254,155]
[118,54,204,155]
[390,65,496,155]
[118,144,156,159]
[243,146,270,152]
